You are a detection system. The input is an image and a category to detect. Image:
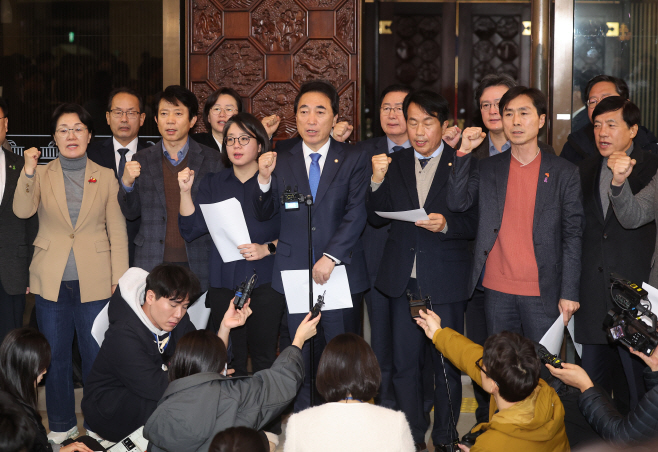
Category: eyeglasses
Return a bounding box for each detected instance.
[381,106,403,115]
[210,107,236,116]
[480,102,500,111]
[587,95,612,108]
[55,126,88,138]
[475,357,496,384]
[226,135,253,147]
[109,109,142,119]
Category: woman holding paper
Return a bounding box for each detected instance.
[178,112,283,378]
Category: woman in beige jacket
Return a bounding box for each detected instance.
[13,103,128,443]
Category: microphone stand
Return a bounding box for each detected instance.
[303,194,316,406]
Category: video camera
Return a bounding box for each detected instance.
[280,185,311,211]
[603,273,658,356]
[234,272,258,310]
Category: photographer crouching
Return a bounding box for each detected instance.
[415,309,570,451]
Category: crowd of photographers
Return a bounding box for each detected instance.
[1,72,658,452]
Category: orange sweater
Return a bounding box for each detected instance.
[482,154,541,296]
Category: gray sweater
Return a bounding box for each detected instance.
[60,154,87,281]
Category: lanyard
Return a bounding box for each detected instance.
[153,332,171,354]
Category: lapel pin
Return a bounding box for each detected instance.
[448,162,452,166]
[544,172,549,183]
[88,177,97,184]
[334,159,339,163]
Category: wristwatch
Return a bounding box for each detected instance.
[267,242,276,254]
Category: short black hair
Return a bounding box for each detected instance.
[155,85,199,120]
[202,87,243,130]
[316,333,381,403]
[0,392,34,452]
[482,331,540,402]
[585,74,631,100]
[499,86,547,118]
[0,97,8,117]
[294,80,339,116]
[168,330,227,382]
[209,427,269,452]
[380,84,412,106]
[0,328,51,409]
[592,96,641,128]
[474,73,517,106]
[403,89,450,123]
[50,103,95,138]
[585,75,629,101]
[107,87,145,113]
[221,112,271,168]
[144,263,202,306]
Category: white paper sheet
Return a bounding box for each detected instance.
[281,266,352,314]
[200,198,251,263]
[375,208,429,222]
[539,314,582,358]
[187,291,210,329]
[91,302,110,347]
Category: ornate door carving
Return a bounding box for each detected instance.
[188,0,360,141]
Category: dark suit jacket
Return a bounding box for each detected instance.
[366,146,478,302]
[190,132,220,153]
[118,138,224,290]
[87,137,147,266]
[0,149,38,294]
[252,137,369,294]
[273,136,302,153]
[448,149,585,317]
[576,149,658,344]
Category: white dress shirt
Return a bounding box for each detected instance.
[112,137,139,172]
[213,136,223,152]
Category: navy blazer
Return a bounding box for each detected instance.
[366,145,478,302]
[448,149,584,317]
[252,137,369,294]
[87,137,147,266]
[118,138,224,290]
[178,169,280,290]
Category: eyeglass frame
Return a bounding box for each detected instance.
[586,95,613,108]
[480,102,500,111]
[109,109,142,119]
[380,106,404,115]
[210,106,236,116]
[225,135,254,147]
[475,357,497,385]
[55,126,89,138]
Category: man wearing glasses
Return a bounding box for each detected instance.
[88,88,148,266]
[561,75,658,164]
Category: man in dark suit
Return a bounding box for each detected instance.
[87,87,147,266]
[366,90,477,451]
[0,97,38,342]
[253,80,369,412]
[118,85,223,290]
[357,84,411,410]
[449,86,584,343]
[577,97,658,413]
[561,75,658,164]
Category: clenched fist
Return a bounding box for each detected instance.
[23,147,41,176]
[608,151,636,186]
[258,151,277,185]
[178,167,195,192]
[333,121,354,142]
[122,160,141,187]
[458,127,487,154]
[261,114,281,138]
[371,153,392,184]
[443,126,462,149]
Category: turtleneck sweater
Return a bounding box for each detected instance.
[60,154,87,281]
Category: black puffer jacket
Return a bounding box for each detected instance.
[578,366,658,443]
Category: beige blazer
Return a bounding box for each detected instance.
[13,158,128,303]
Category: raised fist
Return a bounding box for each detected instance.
[122,160,141,187]
[258,151,277,185]
[23,147,41,176]
[333,121,354,142]
[371,153,392,184]
[459,127,487,154]
[178,167,195,192]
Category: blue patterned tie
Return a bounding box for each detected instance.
[309,153,322,200]
[419,157,433,169]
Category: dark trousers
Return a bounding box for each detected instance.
[484,288,555,343]
[391,279,465,445]
[364,287,396,409]
[465,288,490,423]
[288,292,363,412]
[581,343,647,415]
[0,278,26,344]
[207,283,286,376]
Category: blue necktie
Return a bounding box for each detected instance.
[391,145,404,153]
[309,153,322,200]
[419,157,432,169]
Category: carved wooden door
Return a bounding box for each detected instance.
[188,0,359,141]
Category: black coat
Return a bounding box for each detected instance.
[81,285,196,442]
[190,132,220,153]
[366,145,478,302]
[574,148,658,344]
[579,367,658,443]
